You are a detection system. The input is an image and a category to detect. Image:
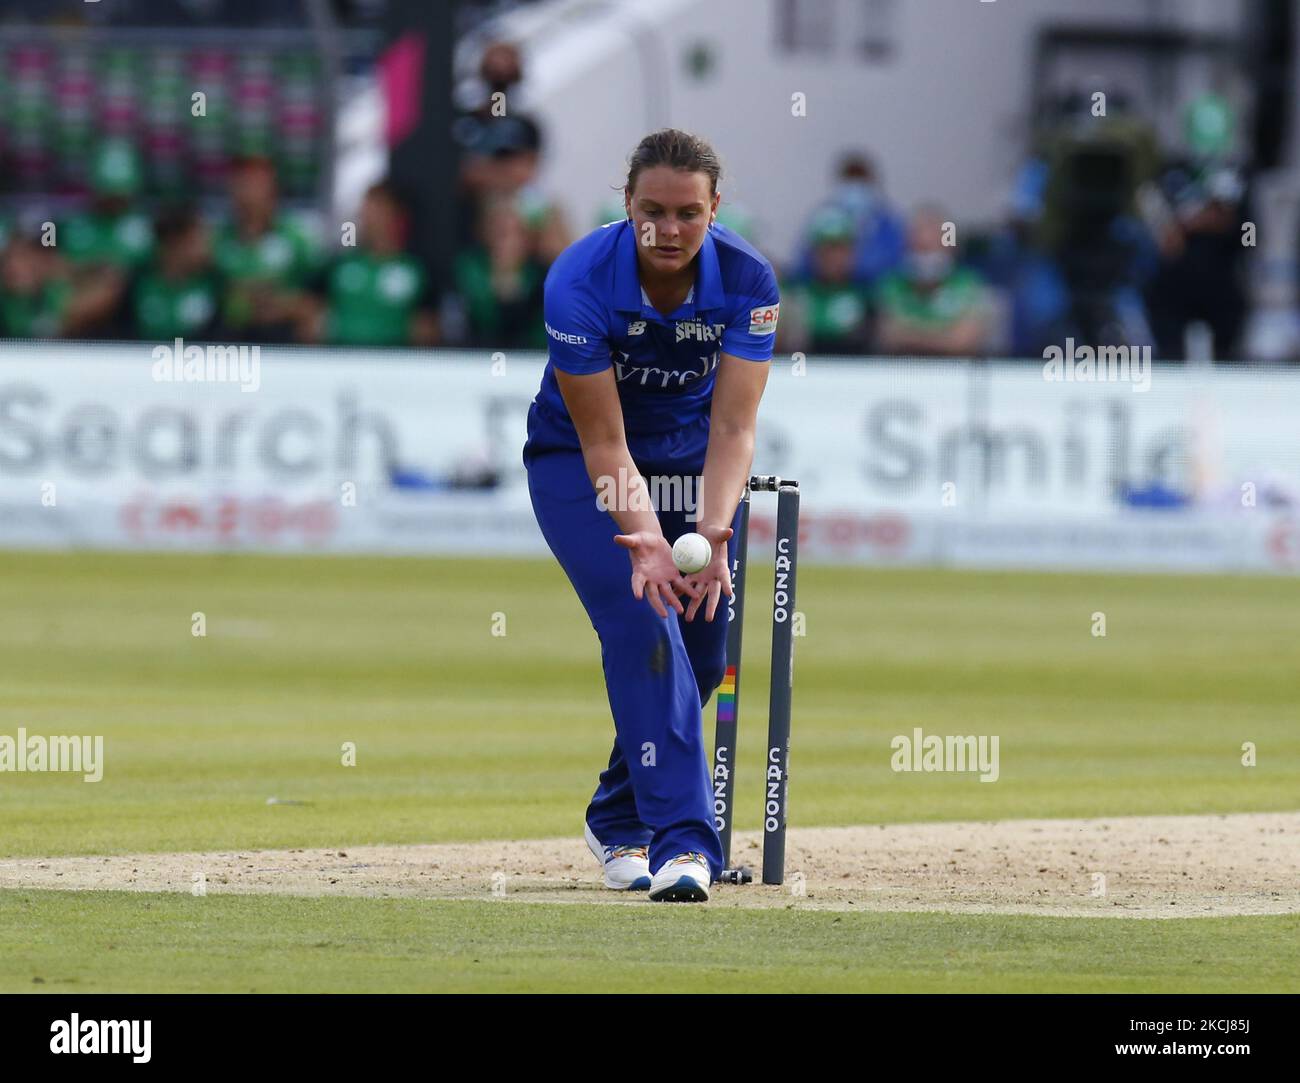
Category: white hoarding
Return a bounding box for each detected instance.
[0,342,1297,572]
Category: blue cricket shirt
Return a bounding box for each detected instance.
[523,219,779,470]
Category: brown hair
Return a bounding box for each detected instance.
[625,129,722,197]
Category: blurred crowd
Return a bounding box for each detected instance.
[0,59,1286,361]
[778,90,1266,362]
[0,40,567,352]
[0,145,442,349]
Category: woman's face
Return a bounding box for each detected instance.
[625,166,719,278]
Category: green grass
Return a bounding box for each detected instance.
[0,552,1295,858]
[3,890,1296,994]
[1,551,1296,993]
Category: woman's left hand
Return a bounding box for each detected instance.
[682,525,734,622]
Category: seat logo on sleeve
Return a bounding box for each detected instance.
[748,304,779,335]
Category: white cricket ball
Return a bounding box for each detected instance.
[672,532,712,575]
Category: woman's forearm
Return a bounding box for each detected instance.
[581,438,665,537]
[696,425,754,539]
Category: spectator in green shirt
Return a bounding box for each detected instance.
[874,205,995,357]
[59,140,155,337]
[129,207,223,342]
[0,234,73,339]
[307,182,438,348]
[453,194,546,349]
[214,156,320,342]
[61,141,155,270]
[779,207,873,356]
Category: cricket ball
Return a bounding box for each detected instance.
[672,532,712,574]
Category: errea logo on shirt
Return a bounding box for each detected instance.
[546,322,588,345]
[749,304,779,335]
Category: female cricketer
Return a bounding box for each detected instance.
[522,129,779,902]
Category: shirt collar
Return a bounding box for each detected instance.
[642,284,693,306]
[613,219,725,314]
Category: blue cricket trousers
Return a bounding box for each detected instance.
[525,446,740,880]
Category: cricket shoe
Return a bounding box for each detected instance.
[648,852,711,902]
[584,823,652,890]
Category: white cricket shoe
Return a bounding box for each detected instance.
[648,851,712,902]
[584,823,651,890]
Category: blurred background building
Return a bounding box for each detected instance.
[1,0,1298,360]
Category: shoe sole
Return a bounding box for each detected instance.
[649,875,710,902]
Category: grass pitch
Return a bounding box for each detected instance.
[1,551,1297,991]
[4,892,1297,994]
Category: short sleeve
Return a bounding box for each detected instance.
[543,276,611,374]
[720,259,780,361]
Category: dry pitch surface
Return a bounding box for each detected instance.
[3,811,1295,918]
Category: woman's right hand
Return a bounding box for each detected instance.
[613,531,700,619]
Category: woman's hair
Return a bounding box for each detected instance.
[625,129,722,196]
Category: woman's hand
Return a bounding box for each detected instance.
[613,531,700,619]
[681,525,734,622]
